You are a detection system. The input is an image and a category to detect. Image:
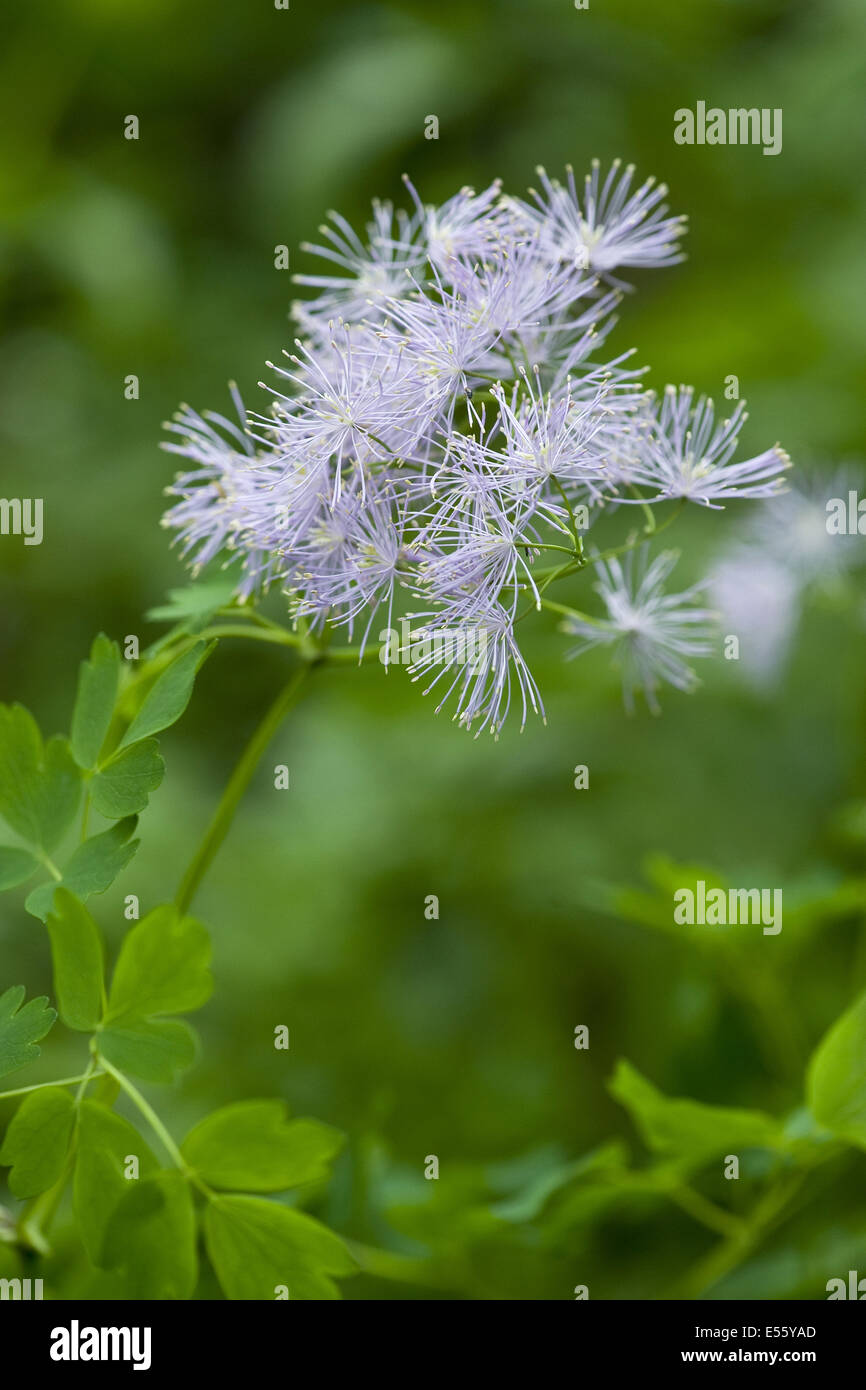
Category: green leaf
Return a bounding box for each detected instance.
[96,905,211,1081]
[0,846,39,890]
[45,889,104,1031]
[24,883,62,922]
[119,640,214,749]
[25,817,139,922]
[601,855,738,949]
[0,986,56,1079]
[0,1087,76,1198]
[146,578,237,627]
[0,705,42,843]
[205,1195,356,1300]
[74,1101,158,1264]
[609,1060,784,1163]
[35,738,83,853]
[807,990,866,1149]
[99,1018,197,1083]
[102,1170,198,1299]
[489,1142,628,1224]
[0,706,81,852]
[61,816,139,896]
[182,1101,343,1193]
[90,740,165,818]
[106,905,212,1022]
[71,634,120,770]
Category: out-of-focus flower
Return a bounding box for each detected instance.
[708,465,866,690]
[745,466,865,587]
[709,549,799,689]
[563,549,717,713]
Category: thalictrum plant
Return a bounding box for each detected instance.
[3,166,861,1303]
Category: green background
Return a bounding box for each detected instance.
[1,0,865,1298]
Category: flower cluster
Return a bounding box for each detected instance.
[163,162,790,733]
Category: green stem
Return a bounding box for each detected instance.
[668,1184,745,1240]
[550,474,585,558]
[141,615,376,669]
[175,660,319,915]
[540,597,605,627]
[532,542,581,557]
[675,1170,806,1299]
[220,607,293,635]
[98,1058,190,1176]
[513,496,689,626]
[0,1071,103,1101]
[128,614,299,697]
[590,496,687,566]
[629,485,657,533]
[198,624,302,648]
[75,1057,98,1104]
[531,497,687,585]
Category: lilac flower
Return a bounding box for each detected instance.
[563,549,717,713]
[290,477,409,652]
[546,291,628,391]
[489,368,616,503]
[406,604,544,737]
[511,160,687,276]
[163,392,291,597]
[626,386,791,507]
[259,322,431,486]
[402,176,506,269]
[378,269,512,422]
[447,235,590,338]
[293,200,425,323]
[413,477,554,623]
[163,163,788,733]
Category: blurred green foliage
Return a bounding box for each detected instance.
[1,0,865,1298]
